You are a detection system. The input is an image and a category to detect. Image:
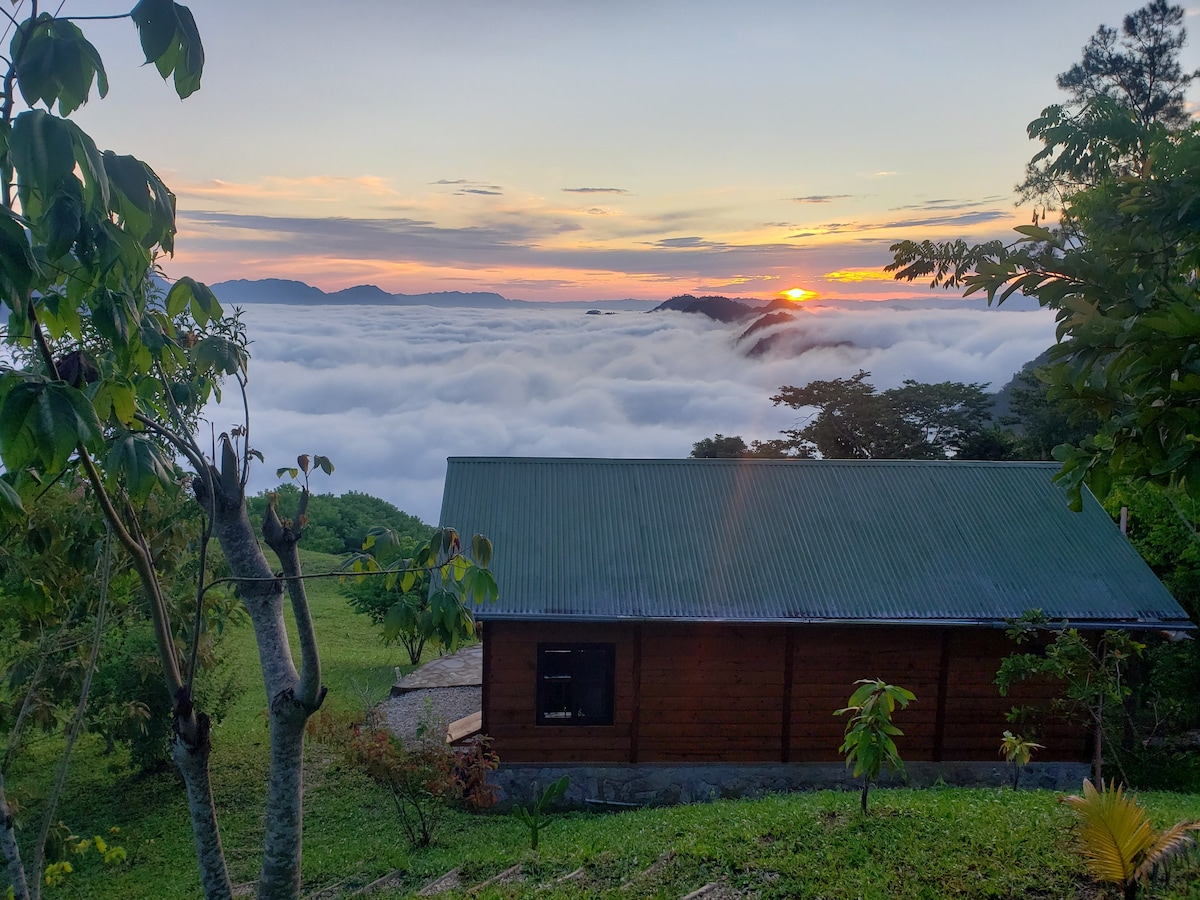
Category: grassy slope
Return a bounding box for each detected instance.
[9,550,1200,899]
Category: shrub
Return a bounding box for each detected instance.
[309,710,462,848]
[835,678,915,813]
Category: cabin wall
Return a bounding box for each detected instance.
[482,621,1088,765]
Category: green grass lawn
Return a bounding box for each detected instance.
[8,550,1200,899]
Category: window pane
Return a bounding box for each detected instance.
[536,643,615,726]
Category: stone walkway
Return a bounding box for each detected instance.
[391,643,482,694]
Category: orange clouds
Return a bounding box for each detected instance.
[822,269,896,283]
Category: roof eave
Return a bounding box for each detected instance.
[474,612,1196,631]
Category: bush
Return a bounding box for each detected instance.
[309,709,466,848]
[88,624,242,772]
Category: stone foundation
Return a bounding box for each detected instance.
[489,761,1090,809]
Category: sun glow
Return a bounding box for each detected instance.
[780,287,817,303]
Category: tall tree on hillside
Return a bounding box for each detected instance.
[1058,0,1197,129]
[889,5,1200,511]
[1019,1,1197,206]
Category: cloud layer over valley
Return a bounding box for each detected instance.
[215,301,1059,524]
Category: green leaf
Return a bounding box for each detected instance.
[131,0,178,63]
[171,5,204,99]
[43,177,83,259]
[106,431,173,501]
[11,109,76,203]
[192,335,245,375]
[0,378,104,472]
[0,209,40,305]
[471,533,493,568]
[65,121,108,213]
[10,16,108,116]
[134,1,203,99]
[0,476,25,521]
[92,379,137,425]
[165,276,221,324]
[1012,224,1057,243]
[90,289,136,347]
[36,292,81,341]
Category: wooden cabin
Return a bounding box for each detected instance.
[439,458,1193,767]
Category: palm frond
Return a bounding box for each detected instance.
[1062,779,1154,884]
[1134,820,1200,884]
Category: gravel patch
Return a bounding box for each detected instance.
[378,686,481,743]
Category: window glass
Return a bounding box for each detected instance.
[536,643,615,725]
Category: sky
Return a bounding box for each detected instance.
[62,1,1200,304]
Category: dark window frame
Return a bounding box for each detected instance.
[535,642,616,726]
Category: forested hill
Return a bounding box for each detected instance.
[246,485,433,556]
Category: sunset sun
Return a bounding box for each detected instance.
[781,287,817,303]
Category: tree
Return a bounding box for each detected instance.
[768,371,994,459]
[891,103,1200,510]
[1017,2,1198,208]
[996,612,1144,784]
[345,567,433,666]
[689,433,797,459]
[344,526,498,666]
[995,357,1103,461]
[247,486,432,556]
[0,5,231,895]
[690,434,751,458]
[1057,1,1197,129]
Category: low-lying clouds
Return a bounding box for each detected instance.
[216,301,1058,523]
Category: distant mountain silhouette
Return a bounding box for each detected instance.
[649,294,764,322]
[208,278,656,311]
[211,279,513,308]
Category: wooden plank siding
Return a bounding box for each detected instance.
[483,621,1089,764]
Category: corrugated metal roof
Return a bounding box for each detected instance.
[439,458,1193,628]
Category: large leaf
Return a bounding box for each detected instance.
[11,15,108,115]
[64,120,109,213]
[171,5,204,99]
[0,378,104,472]
[133,1,204,99]
[192,335,245,375]
[101,153,176,251]
[0,208,41,309]
[43,176,83,259]
[166,276,222,325]
[106,430,174,501]
[11,109,76,211]
[90,289,137,348]
[131,0,178,62]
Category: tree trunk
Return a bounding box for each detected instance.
[259,702,307,899]
[68,443,233,898]
[1,773,29,900]
[173,711,233,900]
[199,443,324,900]
[860,778,870,813]
[1093,705,1104,785]
[258,485,325,900]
